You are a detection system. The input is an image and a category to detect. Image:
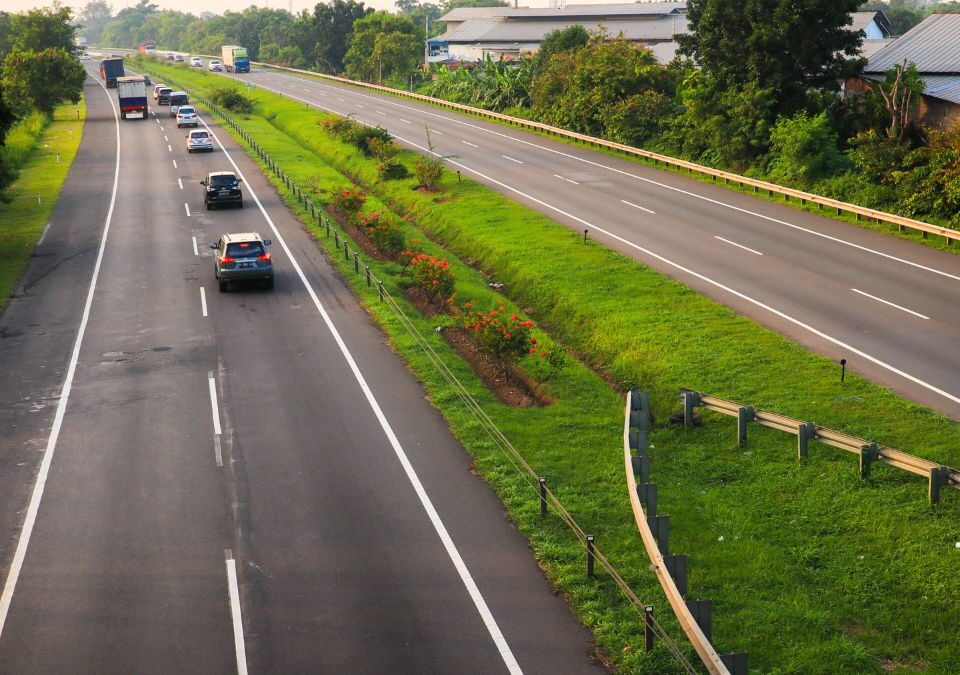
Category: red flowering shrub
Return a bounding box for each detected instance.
[331,188,366,218]
[409,253,455,303]
[358,210,405,256]
[398,238,425,272]
[459,305,536,364]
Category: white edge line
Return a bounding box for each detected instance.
[851,288,930,320]
[192,236,199,256]
[714,235,763,256]
[208,375,222,435]
[198,113,523,674]
[620,199,655,214]
[0,72,121,636]
[200,286,208,317]
[37,222,52,246]
[225,552,248,675]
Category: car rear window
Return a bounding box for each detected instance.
[178,107,195,115]
[210,174,237,187]
[226,242,264,258]
[190,130,209,138]
[170,94,188,105]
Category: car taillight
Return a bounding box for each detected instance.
[221,256,235,263]
[257,253,271,261]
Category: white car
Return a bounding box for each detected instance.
[208,60,223,72]
[176,105,199,128]
[174,53,185,62]
[190,56,203,67]
[81,53,90,60]
[186,129,213,153]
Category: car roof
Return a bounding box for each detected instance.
[169,90,187,96]
[223,232,263,244]
[177,106,195,111]
[208,171,236,177]
[189,129,208,135]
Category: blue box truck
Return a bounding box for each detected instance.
[99,56,125,88]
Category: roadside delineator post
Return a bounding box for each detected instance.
[644,606,655,651]
[586,535,595,578]
[539,477,547,517]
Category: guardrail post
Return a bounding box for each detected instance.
[637,482,657,517]
[685,599,713,643]
[663,554,688,597]
[644,606,655,652]
[343,240,349,261]
[334,230,340,247]
[365,265,371,287]
[586,535,595,578]
[860,443,879,479]
[721,652,749,675]
[631,455,651,483]
[539,477,547,517]
[325,217,330,238]
[737,406,755,447]
[929,466,949,504]
[798,422,816,460]
[353,252,360,274]
[681,390,701,427]
[647,515,669,555]
[378,280,384,302]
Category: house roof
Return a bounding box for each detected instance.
[436,14,685,44]
[439,2,686,23]
[850,10,892,37]
[866,13,960,74]
[860,38,895,60]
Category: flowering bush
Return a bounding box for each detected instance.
[358,210,405,256]
[459,305,536,365]
[398,238,425,272]
[331,188,366,218]
[409,253,455,303]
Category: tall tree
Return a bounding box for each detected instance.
[9,6,78,55]
[678,0,864,119]
[305,0,371,73]
[1,48,86,115]
[79,1,113,44]
[344,11,419,83]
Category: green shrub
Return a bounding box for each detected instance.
[764,111,849,187]
[378,161,409,180]
[358,210,405,256]
[414,155,444,191]
[352,125,392,156]
[320,116,361,141]
[209,86,254,114]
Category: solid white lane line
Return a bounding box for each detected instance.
[554,174,578,185]
[225,551,249,675]
[172,160,177,169]
[201,116,522,674]
[184,203,191,217]
[852,288,930,320]
[200,287,208,317]
[462,140,478,148]
[400,118,411,124]
[178,178,183,190]
[213,435,223,467]
[714,236,763,256]
[502,155,522,164]
[208,374,222,435]
[0,73,121,638]
[389,131,960,410]
[192,236,199,256]
[621,199,655,214]
[37,222,52,246]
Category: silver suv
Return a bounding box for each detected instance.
[211,232,274,291]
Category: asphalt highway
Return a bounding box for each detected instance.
[212,64,960,420]
[0,68,600,672]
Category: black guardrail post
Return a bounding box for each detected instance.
[798,422,816,459]
[860,443,879,479]
[681,390,701,427]
[737,406,755,447]
[663,554,688,597]
[721,652,749,675]
[685,599,713,643]
[644,606,655,652]
[929,466,949,504]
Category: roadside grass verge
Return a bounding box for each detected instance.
[0,98,85,311]
[146,60,960,674]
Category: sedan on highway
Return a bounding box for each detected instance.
[156,87,172,104]
[186,129,213,153]
[81,52,90,60]
[208,59,223,72]
[190,56,203,67]
[176,106,199,128]
[211,232,273,291]
[174,54,185,63]
[201,171,243,209]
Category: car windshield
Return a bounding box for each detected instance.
[226,242,264,258]
[178,107,195,115]
[210,175,237,187]
[190,131,209,139]
[159,88,171,95]
[170,95,188,105]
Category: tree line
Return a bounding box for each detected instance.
[0,6,86,196]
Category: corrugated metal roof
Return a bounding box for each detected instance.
[850,11,891,37]
[436,15,685,43]
[645,40,679,64]
[866,13,960,74]
[860,38,895,60]
[440,2,686,23]
[865,72,960,105]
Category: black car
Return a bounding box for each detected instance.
[157,87,172,104]
[202,171,243,209]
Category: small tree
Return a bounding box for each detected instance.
[209,86,254,114]
[330,187,366,220]
[765,111,849,187]
[409,253,455,303]
[1,48,85,115]
[875,61,925,143]
[459,305,535,369]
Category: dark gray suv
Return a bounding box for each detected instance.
[211,232,274,291]
[202,171,242,209]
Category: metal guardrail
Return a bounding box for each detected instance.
[143,61,705,672]
[623,390,747,675]
[680,389,960,503]
[104,47,960,245]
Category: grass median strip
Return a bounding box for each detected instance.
[147,60,960,673]
[0,98,85,311]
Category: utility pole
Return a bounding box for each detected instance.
[423,14,429,68]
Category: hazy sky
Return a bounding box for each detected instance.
[4,0,597,18]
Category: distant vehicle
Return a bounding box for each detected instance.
[208,59,223,72]
[211,232,273,291]
[81,53,90,60]
[174,53,185,63]
[176,105,198,128]
[201,171,243,210]
[156,86,172,104]
[116,75,148,120]
[166,53,175,61]
[186,129,213,153]
[168,91,188,116]
[142,74,152,86]
[138,42,157,57]
[99,56,125,88]
[152,83,166,99]
[190,56,203,68]
[74,36,88,50]
[221,45,250,74]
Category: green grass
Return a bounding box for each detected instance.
[144,60,960,674]
[0,98,85,312]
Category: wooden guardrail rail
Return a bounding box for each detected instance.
[623,390,747,675]
[680,389,960,503]
[105,47,959,244]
